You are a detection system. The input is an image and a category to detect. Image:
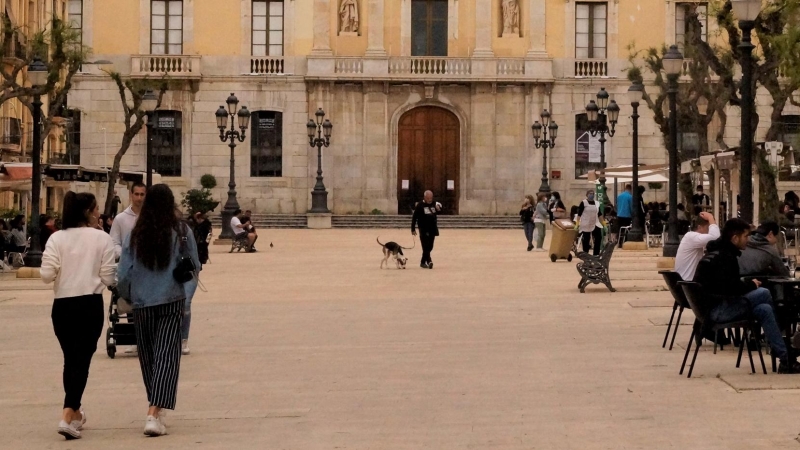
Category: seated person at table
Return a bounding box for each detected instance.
[674,212,720,282]
[694,218,800,373]
[739,221,790,277]
[230,209,257,252]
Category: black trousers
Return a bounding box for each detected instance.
[581,228,603,256]
[134,300,184,410]
[51,294,104,410]
[420,234,436,265]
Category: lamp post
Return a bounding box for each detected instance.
[626,81,645,243]
[662,44,684,257]
[23,56,48,268]
[731,0,761,224]
[306,108,333,213]
[215,93,251,239]
[585,88,620,206]
[531,110,558,194]
[140,90,158,187]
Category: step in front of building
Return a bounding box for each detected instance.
[210,214,523,229]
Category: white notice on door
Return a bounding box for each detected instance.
[402,180,409,190]
[447,180,455,190]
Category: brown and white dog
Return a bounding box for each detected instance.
[377,236,415,269]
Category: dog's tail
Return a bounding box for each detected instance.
[376,236,385,247]
[400,234,416,250]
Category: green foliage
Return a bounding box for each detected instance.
[369,209,385,215]
[648,183,663,191]
[181,185,219,215]
[0,208,21,219]
[200,174,217,190]
[357,210,365,215]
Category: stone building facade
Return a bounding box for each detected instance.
[64,0,800,215]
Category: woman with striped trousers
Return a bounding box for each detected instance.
[118,184,200,437]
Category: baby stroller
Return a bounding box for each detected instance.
[105,286,137,358]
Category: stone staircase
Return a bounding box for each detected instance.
[606,249,666,292]
[210,214,522,229]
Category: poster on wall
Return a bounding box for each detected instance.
[575,130,603,163]
[588,136,602,163]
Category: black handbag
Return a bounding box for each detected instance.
[173,223,196,284]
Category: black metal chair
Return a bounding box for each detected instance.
[678,281,767,378]
[659,270,689,350]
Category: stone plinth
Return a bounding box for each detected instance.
[622,241,648,251]
[307,213,332,229]
[16,267,41,279]
[657,257,675,269]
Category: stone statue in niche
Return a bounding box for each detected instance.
[502,0,520,36]
[339,0,360,34]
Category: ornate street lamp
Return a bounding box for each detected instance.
[307,108,333,213]
[23,56,48,268]
[731,0,761,224]
[663,44,684,257]
[532,110,558,194]
[626,81,645,243]
[141,90,158,187]
[215,93,251,239]
[585,88,620,206]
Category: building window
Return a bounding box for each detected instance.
[575,2,606,59]
[0,117,22,145]
[148,111,182,177]
[411,0,448,57]
[676,3,707,51]
[151,0,183,55]
[64,108,80,165]
[252,1,283,56]
[574,113,603,179]
[67,0,82,36]
[251,111,282,177]
[678,131,700,159]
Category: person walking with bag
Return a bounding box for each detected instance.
[520,195,535,251]
[533,194,549,252]
[41,192,116,440]
[117,184,201,437]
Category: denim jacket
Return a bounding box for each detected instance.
[117,223,201,309]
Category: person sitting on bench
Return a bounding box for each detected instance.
[230,209,257,252]
[694,218,800,373]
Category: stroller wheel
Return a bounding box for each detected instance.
[567,254,573,262]
[106,328,116,359]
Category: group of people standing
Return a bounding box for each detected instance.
[519,192,567,252]
[41,183,203,439]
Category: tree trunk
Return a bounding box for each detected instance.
[103,131,137,215]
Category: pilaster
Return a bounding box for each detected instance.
[472,0,495,58]
[311,0,333,56]
[365,0,387,57]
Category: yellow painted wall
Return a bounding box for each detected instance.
[545,0,565,58]
[92,0,139,55]
[193,0,241,55]
[293,0,314,56]
[618,0,667,58]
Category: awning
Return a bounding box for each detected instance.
[1,164,32,180]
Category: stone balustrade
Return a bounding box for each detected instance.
[574,59,608,78]
[250,57,285,75]
[131,55,201,78]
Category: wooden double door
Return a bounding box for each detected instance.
[397,106,460,215]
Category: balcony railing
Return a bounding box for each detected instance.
[131,55,201,78]
[0,117,21,147]
[497,59,525,76]
[335,58,364,74]
[251,57,284,75]
[388,57,472,75]
[574,59,608,78]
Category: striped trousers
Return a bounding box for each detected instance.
[133,300,184,410]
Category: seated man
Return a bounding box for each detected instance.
[739,221,790,277]
[230,209,257,252]
[674,212,720,282]
[694,218,800,373]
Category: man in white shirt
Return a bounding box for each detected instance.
[110,182,146,259]
[674,212,720,281]
[230,209,257,252]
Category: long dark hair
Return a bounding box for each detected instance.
[130,184,179,270]
[62,192,97,229]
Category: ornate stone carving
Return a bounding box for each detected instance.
[339,0,360,34]
[502,0,520,36]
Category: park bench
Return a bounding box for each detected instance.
[575,238,617,293]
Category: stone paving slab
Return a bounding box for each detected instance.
[2,229,800,449]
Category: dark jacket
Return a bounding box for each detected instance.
[738,233,790,277]
[412,201,440,237]
[520,205,534,223]
[694,239,757,301]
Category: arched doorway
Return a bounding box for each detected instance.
[397,106,460,214]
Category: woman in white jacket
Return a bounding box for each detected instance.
[41,192,116,440]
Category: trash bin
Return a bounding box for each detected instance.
[550,218,578,262]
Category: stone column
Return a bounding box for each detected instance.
[311,0,333,56]
[526,0,547,57]
[365,0,387,57]
[472,0,494,57]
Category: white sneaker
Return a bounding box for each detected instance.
[58,420,81,440]
[125,346,138,355]
[181,339,190,356]
[144,415,167,436]
[76,409,86,430]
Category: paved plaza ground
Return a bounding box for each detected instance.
[2,229,800,449]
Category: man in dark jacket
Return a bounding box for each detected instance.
[739,221,790,277]
[694,218,800,373]
[411,190,441,269]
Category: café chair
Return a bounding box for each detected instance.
[678,282,767,378]
[659,270,688,350]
